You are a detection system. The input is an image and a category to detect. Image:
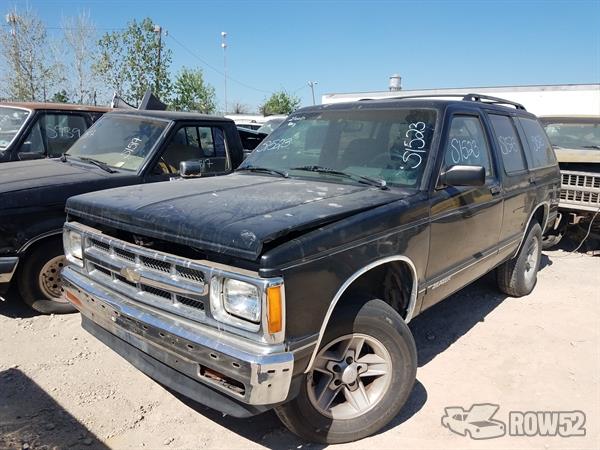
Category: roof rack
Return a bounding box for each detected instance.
[357,93,526,111]
[462,93,526,110]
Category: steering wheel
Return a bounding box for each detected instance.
[159,156,176,174]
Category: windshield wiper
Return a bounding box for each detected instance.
[237,165,288,178]
[289,165,388,190]
[581,145,600,149]
[77,156,117,173]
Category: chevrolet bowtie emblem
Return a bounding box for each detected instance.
[120,267,141,284]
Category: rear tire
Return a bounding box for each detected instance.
[497,222,542,297]
[17,239,76,314]
[275,299,417,444]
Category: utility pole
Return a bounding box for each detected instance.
[221,31,227,114]
[154,24,162,94]
[6,12,21,99]
[308,81,318,105]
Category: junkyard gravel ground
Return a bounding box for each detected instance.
[1,247,599,450]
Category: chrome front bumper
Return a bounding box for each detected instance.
[62,267,294,407]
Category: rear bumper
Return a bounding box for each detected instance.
[62,267,302,416]
[0,257,19,295]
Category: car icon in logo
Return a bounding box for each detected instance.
[441,404,505,439]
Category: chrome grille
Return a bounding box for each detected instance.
[82,234,209,322]
[176,265,205,283]
[140,255,171,273]
[560,170,600,210]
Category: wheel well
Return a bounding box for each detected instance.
[336,261,414,320]
[18,232,62,259]
[532,204,547,230]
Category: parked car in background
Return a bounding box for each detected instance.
[61,94,559,443]
[540,116,600,248]
[225,114,266,130]
[0,110,246,313]
[0,102,108,162]
[236,126,268,158]
[257,115,287,134]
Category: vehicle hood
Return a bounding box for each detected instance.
[66,174,412,260]
[0,159,137,210]
[554,148,600,164]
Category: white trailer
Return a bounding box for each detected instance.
[322,84,600,116]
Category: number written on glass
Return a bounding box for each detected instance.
[402,122,427,168]
[450,138,480,164]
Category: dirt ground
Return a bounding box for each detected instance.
[1,244,598,450]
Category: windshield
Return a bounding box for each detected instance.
[543,121,600,150]
[240,108,438,187]
[0,107,31,151]
[67,114,168,171]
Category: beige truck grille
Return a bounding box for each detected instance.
[560,170,600,211]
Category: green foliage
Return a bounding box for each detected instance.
[93,17,172,105]
[51,89,69,103]
[0,8,63,101]
[170,67,216,113]
[259,90,301,116]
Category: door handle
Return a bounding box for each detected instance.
[490,185,502,196]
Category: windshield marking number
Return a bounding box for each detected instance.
[123,137,143,158]
[402,122,427,168]
[256,138,292,153]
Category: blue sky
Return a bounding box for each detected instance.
[4,0,600,111]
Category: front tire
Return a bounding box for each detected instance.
[17,239,76,314]
[275,299,417,444]
[497,222,542,297]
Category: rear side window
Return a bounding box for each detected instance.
[489,114,527,173]
[519,118,556,168]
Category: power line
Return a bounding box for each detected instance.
[168,33,272,95]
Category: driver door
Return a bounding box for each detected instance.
[422,113,503,309]
[148,124,230,180]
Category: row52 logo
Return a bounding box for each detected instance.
[441,404,586,440]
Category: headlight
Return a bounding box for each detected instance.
[209,275,285,341]
[210,277,262,328]
[223,279,261,323]
[63,230,83,266]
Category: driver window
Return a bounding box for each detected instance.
[444,116,493,176]
[17,120,44,157]
[157,125,228,175]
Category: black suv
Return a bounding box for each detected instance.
[61,95,560,443]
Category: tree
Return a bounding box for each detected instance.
[93,17,172,105]
[0,8,63,101]
[231,102,250,114]
[51,89,69,103]
[170,67,216,114]
[259,90,300,116]
[62,12,103,104]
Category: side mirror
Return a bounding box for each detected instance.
[18,151,44,161]
[439,165,485,187]
[180,160,208,178]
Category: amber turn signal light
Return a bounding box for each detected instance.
[65,291,82,307]
[266,285,283,334]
